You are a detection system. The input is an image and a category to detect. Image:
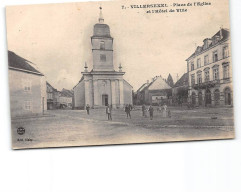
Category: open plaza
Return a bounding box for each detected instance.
[11,106,234,149]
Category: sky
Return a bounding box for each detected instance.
[6,0,230,91]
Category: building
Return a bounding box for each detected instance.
[8,51,47,117]
[46,82,59,109]
[59,89,73,108]
[172,73,188,106]
[73,7,133,109]
[186,28,232,107]
[136,76,172,105]
[135,82,150,105]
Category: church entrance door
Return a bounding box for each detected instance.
[102,95,108,106]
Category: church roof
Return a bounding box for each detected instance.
[8,50,43,76]
[93,23,111,38]
[92,7,111,38]
[148,76,171,91]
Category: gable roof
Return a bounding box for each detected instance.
[148,76,171,91]
[46,81,57,91]
[60,89,73,97]
[174,73,188,88]
[137,83,149,93]
[186,28,230,61]
[8,50,43,76]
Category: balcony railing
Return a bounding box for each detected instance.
[193,79,220,90]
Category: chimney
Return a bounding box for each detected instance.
[147,80,149,84]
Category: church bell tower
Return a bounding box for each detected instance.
[91,7,114,71]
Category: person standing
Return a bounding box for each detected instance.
[106,104,112,120]
[148,105,154,120]
[142,104,146,116]
[125,104,131,119]
[163,103,167,118]
[86,104,90,115]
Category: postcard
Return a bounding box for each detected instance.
[6,0,234,149]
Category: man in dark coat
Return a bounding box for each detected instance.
[125,104,131,119]
[86,104,90,115]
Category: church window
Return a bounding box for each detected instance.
[100,41,105,50]
[100,54,106,62]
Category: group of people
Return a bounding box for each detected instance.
[85,103,170,121]
[142,103,170,120]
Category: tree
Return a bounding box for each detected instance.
[167,74,174,87]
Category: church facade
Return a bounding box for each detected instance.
[73,8,133,109]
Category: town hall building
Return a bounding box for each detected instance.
[73,7,133,109]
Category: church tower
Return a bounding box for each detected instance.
[73,7,133,109]
[91,7,114,71]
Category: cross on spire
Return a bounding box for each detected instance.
[99,6,104,23]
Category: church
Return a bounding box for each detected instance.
[73,7,133,109]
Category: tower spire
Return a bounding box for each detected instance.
[99,6,104,23]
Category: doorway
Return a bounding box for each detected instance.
[191,92,196,105]
[224,88,231,105]
[205,89,211,106]
[102,95,108,106]
[198,92,202,106]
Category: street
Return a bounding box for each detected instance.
[11,107,235,149]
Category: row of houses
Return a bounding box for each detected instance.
[8,51,73,117]
[135,27,232,107]
[46,82,73,109]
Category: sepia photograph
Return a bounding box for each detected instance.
[6,0,234,149]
